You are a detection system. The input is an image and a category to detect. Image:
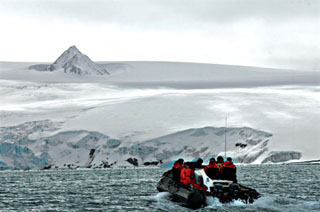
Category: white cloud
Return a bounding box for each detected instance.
[0,0,319,71]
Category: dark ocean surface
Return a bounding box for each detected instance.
[0,164,319,211]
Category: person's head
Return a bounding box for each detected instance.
[177,158,184,164]
[217,156,224,163]
[209,157,216,164]
[196,158,203,165]
[227,157,232,162]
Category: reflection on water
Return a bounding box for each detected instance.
[0,165,319,211]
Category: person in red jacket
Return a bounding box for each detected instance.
[222,157,237,183]
[180,163,202,190]
[173,158,184,170]
[171,158,184,181]
[204,158,219,180]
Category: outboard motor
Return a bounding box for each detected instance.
[248,190,260,204]
[187,190,205,209]
[212,183,224,198]
[229,183,240,199]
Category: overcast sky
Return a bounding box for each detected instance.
[0,0,319,70]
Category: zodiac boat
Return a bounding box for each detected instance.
[157,169,260,209]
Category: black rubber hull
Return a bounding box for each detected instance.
[157,170,260,209]
[157,171,205,209]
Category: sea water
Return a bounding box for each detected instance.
[0,165,319,211]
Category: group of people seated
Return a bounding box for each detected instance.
[205,156,237,183]
[171,156,237,190]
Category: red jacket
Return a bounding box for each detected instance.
[204,162,218,172]
[223,161,236,168]
[180,168,202,190]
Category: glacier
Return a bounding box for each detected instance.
[0,142,47,170]
[0,120,303,170]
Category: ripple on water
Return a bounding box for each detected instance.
[0,165,319,211]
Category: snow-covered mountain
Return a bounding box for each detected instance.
[0,120,301,170]
[30,46,109,75]
[1,59,319,169]
[117,126,300,166]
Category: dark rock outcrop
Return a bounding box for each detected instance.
[85,148,96,168]
[143,161,160,166]
[235,143,247,148]
[126,158,139,166]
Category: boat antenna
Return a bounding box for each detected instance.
[224,116,227,159]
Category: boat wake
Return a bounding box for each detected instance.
[153,192,186,211]
[154,192,171,201]
[154,193,320,211]
[205,195,320,212]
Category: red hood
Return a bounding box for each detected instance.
[223,161,235,168]
[208,163,218,168]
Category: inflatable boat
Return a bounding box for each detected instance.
[157,169,260,209]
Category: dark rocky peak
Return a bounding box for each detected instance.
[45,45,109,75]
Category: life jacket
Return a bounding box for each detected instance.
[180,168,202,190]
[180,168,194,185]
[204,162,219,179]
[217,162,224,175]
